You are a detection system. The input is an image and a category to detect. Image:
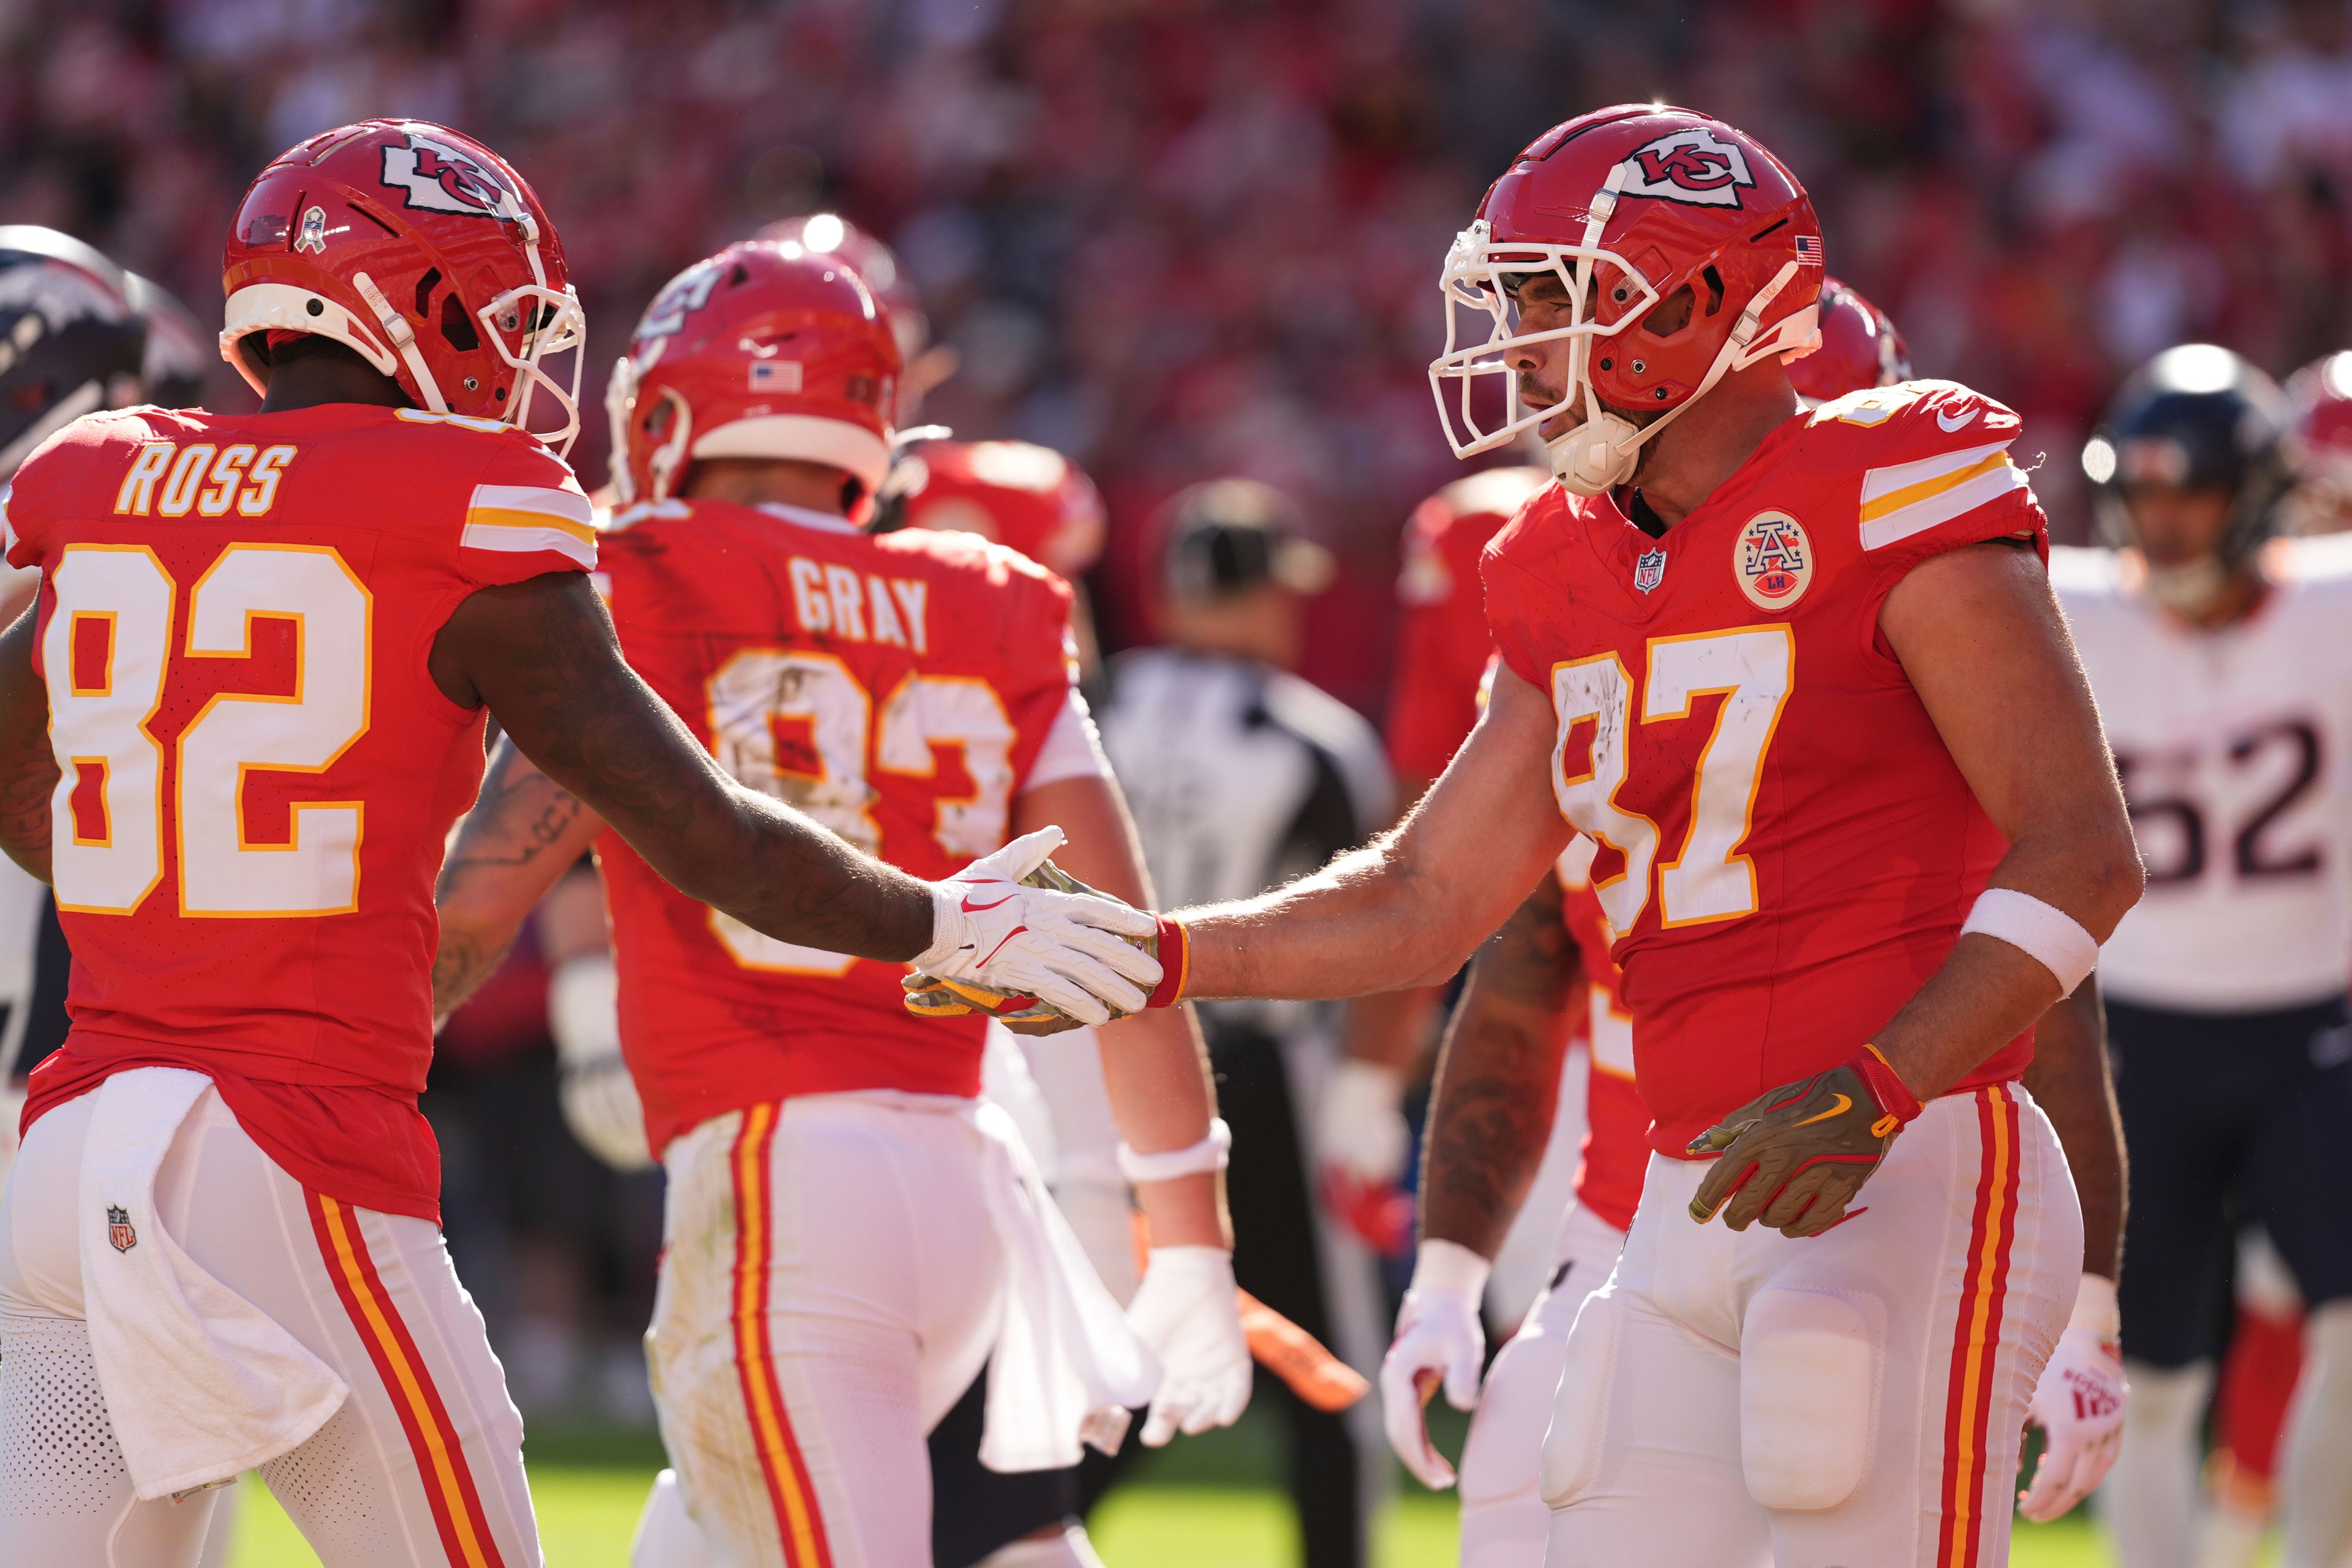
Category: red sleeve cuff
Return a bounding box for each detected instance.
[1145,918,1189,1009]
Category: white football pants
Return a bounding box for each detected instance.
[1542,1083,2080,1568]
[645,1093,1006,1568]
[1458,1202,1627,1568]
[0,1082,541,1567]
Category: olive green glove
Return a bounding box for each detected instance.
[1686,1044,1924,1238]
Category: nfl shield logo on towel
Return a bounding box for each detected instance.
[107,1205,136,1253]
[1634,548,1667,593]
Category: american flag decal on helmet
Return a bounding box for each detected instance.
[749,360,803,392]
[1793,235,1822,260]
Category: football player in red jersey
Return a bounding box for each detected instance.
[1104,106,2144,1565]
[0,122,1158,1568]
[1380,278,2127,1559]
[431,240,1247,1568]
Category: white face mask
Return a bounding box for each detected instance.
[2143,556,2233,616]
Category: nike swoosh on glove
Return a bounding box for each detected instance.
[1127,1246,1252,1446]
[909,827,1161,1028]
[1687,1044,1923,1237]
[2018,1322,2127,1520]
[1379,1239,1490,1489]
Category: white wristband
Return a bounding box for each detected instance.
[2071,1273,2121,1341]
[1959,887,2099,995]
[1409,1238,1493,1303]
[1117,1118,1231,1183]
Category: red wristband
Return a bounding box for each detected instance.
[1145,917,1189,1009]
[1852,1042,1924,1129]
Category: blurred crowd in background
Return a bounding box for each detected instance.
[12,0,2352,1417]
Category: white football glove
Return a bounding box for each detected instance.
[2019,1275,2127,1522]
[1126,1245,1252,1446]
[1381,1238,1490,1488]
[913,827,1161,1028]
[1316,1058,1411,1185]
[549,954,654,1173]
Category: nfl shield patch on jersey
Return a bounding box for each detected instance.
[1634,547,1667,593]
[107,1204,136,1253]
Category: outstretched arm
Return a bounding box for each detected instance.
[432,739,606,1018]
[432,573,938,963]
[0,607,55,882]
[1172,666,1572,1002]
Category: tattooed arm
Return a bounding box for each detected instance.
[1418,867,1581,1258]
[0,608,55,882]
[432,739,603,1018]
[429,573,935,991]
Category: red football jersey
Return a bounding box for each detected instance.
[1556,842,1649,1234]
[593,499,1077,1156]
[1385,467,1547,785]
[1484,382,2049,1158]
[9,405,595,1220]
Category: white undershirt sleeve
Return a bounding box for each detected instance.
[1023,688,1115,790]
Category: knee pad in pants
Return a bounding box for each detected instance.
[1540,1290,1624,1509]
[1738,1289,1877,1513]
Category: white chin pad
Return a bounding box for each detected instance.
[1547,413,1641,496]
[1739,1288,1877,1512]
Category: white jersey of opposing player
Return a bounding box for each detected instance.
[2052,537,2352,1011]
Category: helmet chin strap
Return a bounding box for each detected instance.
[1545,257,1805,497]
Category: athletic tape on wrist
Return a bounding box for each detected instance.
[1409,1238,1493,1300]
[1959,886,2099,995]
[2071,1273,2122,1341]
[1118,1117,1230,1183]
[1144,916,1189,1008]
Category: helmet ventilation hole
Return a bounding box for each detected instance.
[413,268,442,318]
[440,294,480,352]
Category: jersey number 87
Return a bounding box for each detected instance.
[1550,624,1794,933]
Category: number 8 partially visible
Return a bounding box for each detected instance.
[45,542,372,918]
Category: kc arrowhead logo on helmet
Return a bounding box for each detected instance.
[1621,128,1756,207]
[379,130,525,220]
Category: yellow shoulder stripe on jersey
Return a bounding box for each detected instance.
[1857,440,2026,552]
[462,483,598,567]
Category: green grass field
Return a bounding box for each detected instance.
[214,1411,2219,1567]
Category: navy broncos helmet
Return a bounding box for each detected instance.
[2083,342,2291,569]
[0,227,147,478]
[124,271,211,410]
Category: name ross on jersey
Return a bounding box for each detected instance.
[786,557,930,653]
[114,440,296,519]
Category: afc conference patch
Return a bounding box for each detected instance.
[1634,548,1667,593]
[1735,510,1812,609]
[107,1204,137,1253]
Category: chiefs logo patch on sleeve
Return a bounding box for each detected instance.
[1620,128,1757,208]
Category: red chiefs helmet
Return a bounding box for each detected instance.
[1787,277,1910,407]
[756,213,927,366]
[605,239,899,506]
[221,120,584,449]
[880,439,1107,578]
[1431,105,1823,494]
[2283,350,2352,533]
